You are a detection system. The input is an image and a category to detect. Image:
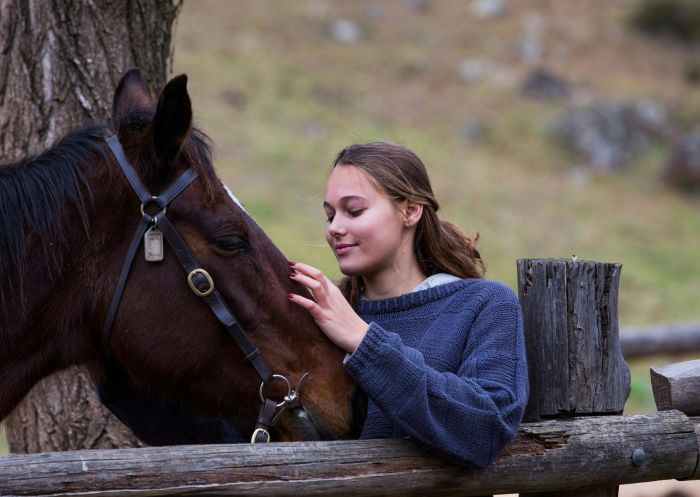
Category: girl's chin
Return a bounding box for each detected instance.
[337,260,365,277]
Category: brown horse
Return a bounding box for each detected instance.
[0,69,361,442]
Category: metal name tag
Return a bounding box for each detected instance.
[144,225,164,262]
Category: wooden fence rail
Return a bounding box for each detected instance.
[620,322,700,358]
[0,411,698,497]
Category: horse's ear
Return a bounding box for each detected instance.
[151,74,192,167]
[112,68,155,132]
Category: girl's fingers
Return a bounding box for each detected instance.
[290,262,328,289]
[287,293,321,320]
[290,272,322,291]
[290,272,327,304]
[287,292,317,312]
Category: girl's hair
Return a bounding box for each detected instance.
[332,141,485,305]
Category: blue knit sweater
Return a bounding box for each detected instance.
[348,278,528,468]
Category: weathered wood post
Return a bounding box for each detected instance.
[651,359,700,416]
[517,258,631,497]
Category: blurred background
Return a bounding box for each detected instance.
[2,1,700,492]
[174,0,700,415]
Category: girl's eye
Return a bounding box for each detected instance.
[213,236,249,252]
[349,209,364,217]
[325,214,334,223]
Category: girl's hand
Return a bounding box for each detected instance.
[288,262,368,353]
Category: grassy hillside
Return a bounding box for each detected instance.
[174,0,700,325]
[170,0,700,416]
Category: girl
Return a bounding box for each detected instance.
[287,141,528,468]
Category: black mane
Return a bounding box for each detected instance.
[0,120,218,309]
[0,124,108,300]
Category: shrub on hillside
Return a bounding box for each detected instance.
[630,0,700,43]
[664,130,700,192]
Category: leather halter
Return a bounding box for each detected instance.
[102,135,302,443]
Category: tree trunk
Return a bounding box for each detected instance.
[0,0,182,453]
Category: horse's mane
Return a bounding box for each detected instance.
[169,126,220,204]
[0,125,107,299]
[0,120,219,307]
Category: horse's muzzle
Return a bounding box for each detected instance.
[284,407,322,440]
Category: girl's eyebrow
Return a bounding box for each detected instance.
[323,195,365,209]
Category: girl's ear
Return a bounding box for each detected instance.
[403,200,424,227]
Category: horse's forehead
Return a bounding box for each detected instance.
[222,181,248,215]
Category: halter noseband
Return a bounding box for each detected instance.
[102,135,305,443]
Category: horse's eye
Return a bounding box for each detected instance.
[213,236,249,253]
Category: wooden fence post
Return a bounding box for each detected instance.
[517,258,631,497]
[651,359,700,416]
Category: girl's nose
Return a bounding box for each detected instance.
[327,217,346,237]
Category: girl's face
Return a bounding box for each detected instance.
[323,165,409,277]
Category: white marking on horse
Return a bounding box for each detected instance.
[223,182,248,215]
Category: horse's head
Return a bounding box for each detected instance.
[88,69,362,441]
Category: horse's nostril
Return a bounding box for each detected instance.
[351,387,368,438]
[286,408,322,441]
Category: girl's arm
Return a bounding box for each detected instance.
[345,292,528,468]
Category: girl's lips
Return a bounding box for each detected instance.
[335,244,357,256]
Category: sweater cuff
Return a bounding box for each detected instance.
[345,321,384,373]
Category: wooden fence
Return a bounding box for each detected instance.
[621,321,700,358]
[1,258,699,497]
[0,411,698,496]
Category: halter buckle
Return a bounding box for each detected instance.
[187,268,214,297]
[251,428,271,443]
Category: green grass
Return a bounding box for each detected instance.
[1,425,7,456]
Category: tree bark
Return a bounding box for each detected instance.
[0,0,182,453]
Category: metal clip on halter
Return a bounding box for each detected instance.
[251,373,310,443]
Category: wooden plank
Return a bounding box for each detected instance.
[690,416,700,480]
[0,411,696,497]
[621,322,700,358]
[522,490,617,497]
[651,359,700,415]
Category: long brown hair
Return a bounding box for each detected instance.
[332,141,485,305]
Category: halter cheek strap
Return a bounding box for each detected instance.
[102,135,273,385]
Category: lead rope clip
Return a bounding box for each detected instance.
[251,373,310,443]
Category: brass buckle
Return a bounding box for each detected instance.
[251,428,270,443]
[187,268,214,297]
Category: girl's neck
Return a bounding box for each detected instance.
[362,260,427,300]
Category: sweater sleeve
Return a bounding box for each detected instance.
[344,290,529,468]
